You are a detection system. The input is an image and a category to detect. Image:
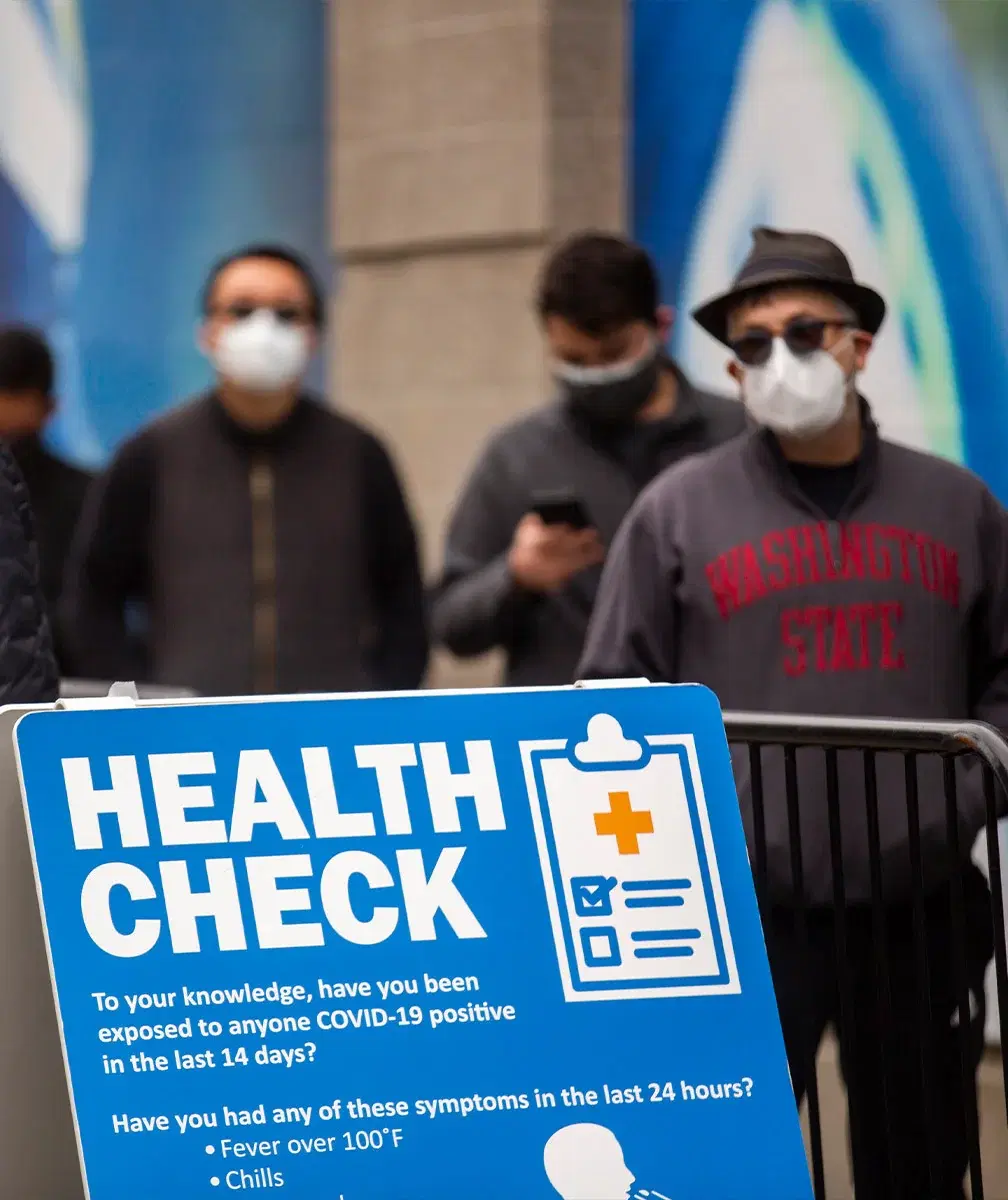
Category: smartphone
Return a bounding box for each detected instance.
[531,489,592,530]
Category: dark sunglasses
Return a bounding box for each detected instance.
[729,318,852,367]
[218,303,309,325]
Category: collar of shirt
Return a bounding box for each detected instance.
[208,390,312,450]
[748,394,880,521]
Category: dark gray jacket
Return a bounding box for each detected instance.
[0,446,58,703]
[578,411,1008,904]
[432,367,745,685]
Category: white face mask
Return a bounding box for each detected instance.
[210,309,310,391]
[741,336,851,437]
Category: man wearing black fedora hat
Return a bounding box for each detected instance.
[578,226,1008,1197]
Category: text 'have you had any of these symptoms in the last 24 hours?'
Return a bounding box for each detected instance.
[100,971,758,1184]
[110,1075,757,1189]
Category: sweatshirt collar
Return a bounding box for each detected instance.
[746,396,880,519]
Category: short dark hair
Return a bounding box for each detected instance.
[536,232,660,336]
[0,326,54,396]
[201,244,325,327]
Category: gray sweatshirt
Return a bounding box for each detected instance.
[578,411,1008,904]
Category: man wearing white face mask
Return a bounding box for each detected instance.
[62,244,427,695]
[578,227,1008,1199]
[432,232,744,685]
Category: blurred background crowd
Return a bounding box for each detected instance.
[2,0,1008,1192]
[2,0,1005,696]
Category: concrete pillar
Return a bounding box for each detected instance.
[332,0,627,686]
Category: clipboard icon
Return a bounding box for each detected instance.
[521,713,739,1002]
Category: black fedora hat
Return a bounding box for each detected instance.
[691,226,887,346]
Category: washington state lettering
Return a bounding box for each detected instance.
[703,522,960,677]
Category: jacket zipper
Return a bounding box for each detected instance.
[249,456,277,693]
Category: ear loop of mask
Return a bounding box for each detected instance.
[831,329,860,396]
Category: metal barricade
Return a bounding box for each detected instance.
[722,712,1008,1200]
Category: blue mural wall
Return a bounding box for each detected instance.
[0,0,327,467]
[632,0,1008,502]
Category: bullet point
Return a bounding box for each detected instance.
[210,1178,220,1187]
[206,1146,215,1155]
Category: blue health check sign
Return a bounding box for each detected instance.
[14,684,812,1199]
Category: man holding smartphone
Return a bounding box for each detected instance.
[431,231,744,685]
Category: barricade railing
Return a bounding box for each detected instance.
[722,711,1008,1200]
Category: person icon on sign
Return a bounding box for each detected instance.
[543,1123,636,1200]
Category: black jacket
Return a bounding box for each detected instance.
[62,394,428,695]
[0,446,59,703]
[432,364,746,685]
[11,435,92,672]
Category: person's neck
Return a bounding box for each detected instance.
[216,380,301,431]
[637,362,677,422]
[776,396,862,465]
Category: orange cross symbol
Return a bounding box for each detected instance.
[594,791,654,855]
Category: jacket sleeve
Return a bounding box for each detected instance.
[963,486,1008,828]
[361,434,429,690]
[60,435,154,682]
[429,439,534,658]
[576,496,680,682]
[0,447,59,703]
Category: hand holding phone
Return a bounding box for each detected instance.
[530,489,592,531]
[509,491,603,592]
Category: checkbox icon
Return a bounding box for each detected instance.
[570,875,618,918]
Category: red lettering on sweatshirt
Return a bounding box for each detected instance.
[808,605,831,671]
[777,602,906,676]
[878,600,905,669]
[761,531,793,590]
[741,544,767,605]
[781,610,806,677]
[939,546,960,607]
[705,550,741,619]
[817,523,840,580]
[866,526,891,580]
[787,525,821,585]
[703,523,961,617]
[839,524,866,579]
[914,533,936,593]
[829,605,857,670]
[884,525,915,583]
[849,602,874,668]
